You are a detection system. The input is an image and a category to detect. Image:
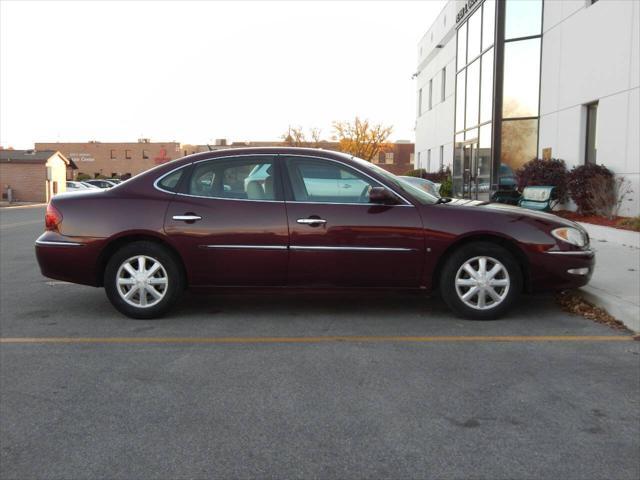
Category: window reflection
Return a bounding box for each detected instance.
[456,70,466,132]
[505,0,542,40]
[502,38,540,118]
[482,0,495,50]
[457,23,467,70]
[480,48,494,123]
[465,60,480,129]
[467,8,482,61]
[479,123,492,178]
[500,119,538,187]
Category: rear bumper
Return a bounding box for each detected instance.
[528,248,595,292]
[35,232,103,286]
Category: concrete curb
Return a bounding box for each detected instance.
[569,222,640,332]
[578,285,639,333]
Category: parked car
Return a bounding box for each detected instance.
[35,147,594,320]
[398,176,441,197]
[84,179,117,189]
[65,181,93,192]
[80,182,101,189]
[106,178,123,184]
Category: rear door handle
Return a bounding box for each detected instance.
[297,218,327,225]
[173,214,202,222]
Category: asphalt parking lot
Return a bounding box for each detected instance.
[1,205,639,480]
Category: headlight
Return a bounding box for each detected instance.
[551,227,587,248]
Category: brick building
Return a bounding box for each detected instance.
[0,150,72,203]
[370,141,415,175]
[34,140,181,179]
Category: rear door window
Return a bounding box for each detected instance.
[187,157,279,200]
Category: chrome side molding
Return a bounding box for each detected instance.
[35,240,84,247]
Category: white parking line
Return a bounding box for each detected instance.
[0,203,46,210]
[0,220,43,229]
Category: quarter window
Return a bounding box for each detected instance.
[158,168,185,192]
[187,158,276,200]
[285,158,377,204]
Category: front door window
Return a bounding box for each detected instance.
[286,158,375,204]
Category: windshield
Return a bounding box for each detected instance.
[351,156,440,205]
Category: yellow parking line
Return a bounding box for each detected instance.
[0,335,633,345]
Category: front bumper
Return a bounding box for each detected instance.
[529,248,595,292]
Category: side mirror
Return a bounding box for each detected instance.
[369,186,399,205]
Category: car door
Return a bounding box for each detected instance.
[283,155,425,287]
[163,155,289,286]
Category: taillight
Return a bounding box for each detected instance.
[45,203,63,231]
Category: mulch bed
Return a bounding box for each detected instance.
[554,211,639,232]
[556,291,635,335]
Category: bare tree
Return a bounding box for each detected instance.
[281,126,323,148]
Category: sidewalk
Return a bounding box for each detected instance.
[578,224,640,332]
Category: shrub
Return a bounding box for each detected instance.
[76,173,91,180]
[617,216,640,232]
[424,166,451,184]
[439,175,452,197]
[403,166,452,197]
[404,168,426,178]
[515,158,568,203]
[567,164,615,216]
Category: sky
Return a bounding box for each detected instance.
[0,0,445,148]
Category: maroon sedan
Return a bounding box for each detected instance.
[35,148,594,320]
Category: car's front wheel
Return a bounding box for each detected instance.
[440,242,522,320]
[104,241,184,319]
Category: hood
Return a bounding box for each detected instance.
[442,198,583,230]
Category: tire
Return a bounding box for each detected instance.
[440,242,522,320]
[104,241,184,319]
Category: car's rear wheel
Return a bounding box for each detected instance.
[440,242,522,320]
[104,241,184,319]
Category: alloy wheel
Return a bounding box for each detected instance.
[454,256,510,310]
[116,255,169,308]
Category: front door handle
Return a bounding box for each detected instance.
[173,214,202,222]
[297,218,327,225]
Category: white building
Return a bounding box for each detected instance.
[415,0,639,216]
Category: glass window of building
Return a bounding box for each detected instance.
[585,102,598,164]
[429,79,433,110]
[502,38,541,119]
[465,59,480,129]
[480,48,494,124]
[441,67,446,101]
[418,88,423,116]
[482,0,495,51]
[427,149,432,170]
[457,23,467,70]
[455,70,466,132]
[501,119,538,179]
[478,123,492,180]
[467,8,482,61]
[505,0,542,40]
[440,145,444,169]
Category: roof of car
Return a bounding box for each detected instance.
[178,146,354,163]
